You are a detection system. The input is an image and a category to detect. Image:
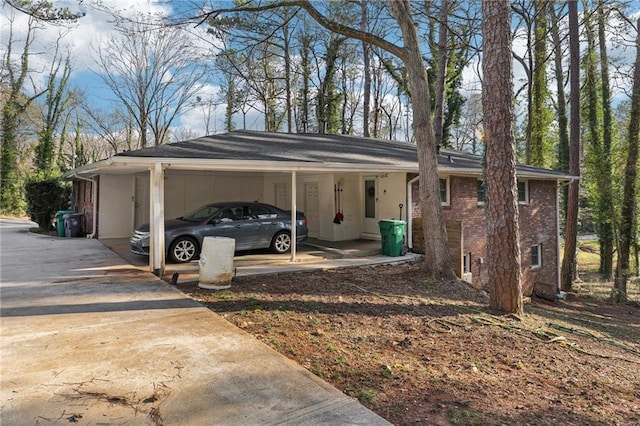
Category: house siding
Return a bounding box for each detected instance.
[410,175,558,296]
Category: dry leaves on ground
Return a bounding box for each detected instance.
[177,263,640,426]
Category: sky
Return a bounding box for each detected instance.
[2,0,640,141]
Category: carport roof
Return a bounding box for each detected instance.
[66,130,576,180]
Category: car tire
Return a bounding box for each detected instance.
[169,237,198,263]
[270,231,291,254]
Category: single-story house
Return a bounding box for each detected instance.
[65,130,575,296]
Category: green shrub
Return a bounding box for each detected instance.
[24,175,71,231]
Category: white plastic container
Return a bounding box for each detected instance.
[198,237,235,290]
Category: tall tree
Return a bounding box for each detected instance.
[432,0,449,148]
[360,0,371,137]
[35,49,72,174]
[614,17,640,302]
[596,1,615,279]
[1,12,47,213]
[482,0,523,314]
[94,14,210,147]
[550,4,570,173]
[561,0,581,291]
[530,0,553,167]
[582,1,615,280]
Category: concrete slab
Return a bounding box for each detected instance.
[101,236,419,284]
[0,219,391,425]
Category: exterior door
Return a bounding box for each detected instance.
[274,183,287,209]
[304,183,320,238]
[362,178,378,235]
[134,176,149,228]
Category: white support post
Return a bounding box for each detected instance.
[149,162,165,276]
[290,170,297,263]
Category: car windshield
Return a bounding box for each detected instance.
[181,204,222,222]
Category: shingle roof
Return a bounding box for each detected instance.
[117,130,419,167]
[103,130,574,180]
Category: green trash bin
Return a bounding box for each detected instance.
[55,210,75,237]
[378,219,406,257]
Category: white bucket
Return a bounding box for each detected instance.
[198,237,235,290]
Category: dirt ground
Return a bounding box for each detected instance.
[176,262,639,425]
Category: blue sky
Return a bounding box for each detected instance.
[2,0,640,140]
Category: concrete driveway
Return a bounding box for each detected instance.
[0,219,390,425]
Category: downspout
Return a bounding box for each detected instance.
[556,182,561,295]
[406,175,420,250]
[290,170,298,263]
[72,174,97,239]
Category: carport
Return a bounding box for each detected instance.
[65,131,420,276]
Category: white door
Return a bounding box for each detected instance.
[304,183,319,238]
[362,178,378,235]
[274,183,287,209]
[134,176,149,228]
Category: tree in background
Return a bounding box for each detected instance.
[581,1,616,280]
[561,0,582,292]
[94,13,211,147]
[482,0,523,314]
[614,17,640,302]
[1,11,47,214]
[35,46,72,175]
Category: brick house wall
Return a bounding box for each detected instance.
[72,178,96,236]
[410,175,558,296]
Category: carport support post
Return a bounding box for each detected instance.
[290,170,297,263]
[150,163,165,276]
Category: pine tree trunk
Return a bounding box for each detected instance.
[482,0,523,314]
[561,0,581,292]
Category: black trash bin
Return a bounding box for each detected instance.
[64,213,84,238]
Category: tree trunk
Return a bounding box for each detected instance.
[530,0,551,167]
[597,2,614,280]
[561,0,581,291]
[361,0,371,137]
[433,0,448,147]
[482,0,523,315]
[614,17,640,302]
[283,19,293,133]
[550,6,569,171]
[390,0,455,280]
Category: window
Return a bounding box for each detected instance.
[518,180,529,204]
[531,244,542,268]
[439,178,450,206]
[463,253,471,273]
[477,180,486,204]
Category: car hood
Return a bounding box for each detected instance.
[135,218,199,233]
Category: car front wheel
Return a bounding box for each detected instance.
[169,237,198,263]
[270,231,291,254]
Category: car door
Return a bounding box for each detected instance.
[203,206,251,251]
[249,205,280,248]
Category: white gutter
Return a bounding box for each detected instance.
[406,174,420,250]
[72,174,97,239]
